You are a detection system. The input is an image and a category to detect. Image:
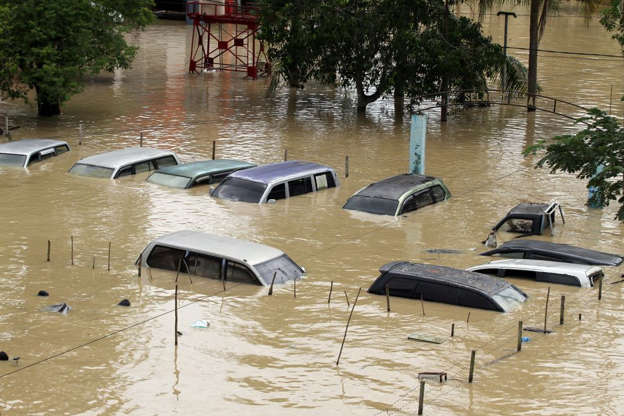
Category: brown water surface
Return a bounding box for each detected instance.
[1,8,624,415]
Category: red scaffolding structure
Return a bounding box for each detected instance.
[186,1,269,78]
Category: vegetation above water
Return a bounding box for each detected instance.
[0,0,153,117]
[258,0,527,113]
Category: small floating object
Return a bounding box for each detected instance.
[523,327,552,334]
[418,371,447,382]
[191,320,209,328]
[521,336,531,343]
[37,290,49,297]
[407,334,445,344]
[0,351,8,361]
[12,357,20,366]
[117,299,131,307]
[43,303,71,314]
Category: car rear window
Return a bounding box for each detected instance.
[69,163,114,178]
[254,254,304,284]
[211,177,267,203]
[147,172,191,188]
[0,153,26,166]
[343,195,399,215]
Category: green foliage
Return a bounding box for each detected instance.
[601,0,624,48]
[525,108,624,220]
[258,0,507,112]
[0,0,154,116]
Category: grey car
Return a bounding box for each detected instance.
[0,139,70,168]
[69,147,180,179]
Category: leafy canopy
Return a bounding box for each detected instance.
[0,0,153,115]
[525,108,624,220]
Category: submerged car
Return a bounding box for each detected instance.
[137,230,305,286]
[211,160,339,203]
[368,261,527,312]
[481,239,623,266]
[69,147,179,179]
[467,259,603,288]
[0,139,70,168]
[343,174,450,216]
[492,202,564,235]
[146,159,256,189]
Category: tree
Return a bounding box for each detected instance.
[525,109,624,220]
[0,0,153,116]
[601,0,624,49]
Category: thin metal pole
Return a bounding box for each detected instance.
[598,277,603,300]
[336,287,362,366]
[268,272,276,296]
[212,140,216,160]
[327,281,333,304]
[559,295,565,325]
[516,321,523,352]
[385,284,390,312]
[468,350,476,383]
[451,323,455,337]
[543,287,550,333]
[46,240,51,262]
[418,381,425,415]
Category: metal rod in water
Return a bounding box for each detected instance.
[598,277,603,300]
[212,141,216,160]
[451,323,455,337]
[336,287,361,366]
[560,295,565,325]
[544,287,550,333]
[46,240,51,262]
[517,321,523,352]
[327,281,333,304]
[418,381,425,415]
[385,285,390,312]
[268,272,276,296]
[468,350,476,383]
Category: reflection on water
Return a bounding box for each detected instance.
[1,11,624,416]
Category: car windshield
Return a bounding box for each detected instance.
[343,195,399,215]
[492,286,527,312]
[69,163,114,178]
[254,254,304,284]
[0,153,26,167]
[147,172,191,188]
[211,177,267,203]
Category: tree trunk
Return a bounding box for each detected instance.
[355,78,383,113]
[527,0,540,112]
[35,86,61,116]
[440,79,448,122]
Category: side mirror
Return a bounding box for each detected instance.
[300,266,306,274]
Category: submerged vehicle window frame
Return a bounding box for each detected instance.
[154,155,178,169]
[254,254,303,284]
[288,176,313,197]
[211,177,268,203]
[147,172,192,188]
[314,171,336,190]
[267,182,286,200]
[491,286,527,311]
[343,195,399,216]
[0,153,27,167]
[69,163,115,178]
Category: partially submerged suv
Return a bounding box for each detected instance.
[368,261,527,312]
[0,139,70,168]
[343,174,450,216]
[211,160,339,203]
[146,159,256,189]
[138,230,305,286]
[69,147,179,179]
[468,259,603,288]
[492,202,564,235]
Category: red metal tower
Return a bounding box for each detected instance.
[186,1,269,78]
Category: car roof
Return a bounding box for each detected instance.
[227,160,334,184]
[354,174,439,200]
[480,239,623,266]
[378,261,511,296]
[468,259,602,277]
[507,203,550,217]
[0,138,69,155]
[146,230,284,266]
[74,147,176,169]
[156,159,256,179]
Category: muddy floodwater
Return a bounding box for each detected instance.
[1,6,624,415]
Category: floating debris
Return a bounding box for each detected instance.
[425,249,463,254]
[117,299,131,307]
[523,327,552,334]
[407,334,446,344]
[37,290,49,297]
[418,372,447,382]
[191,320,209,328]
[43,303,71,314]
[0,351,8,361]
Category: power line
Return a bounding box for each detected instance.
[508,46,624,59]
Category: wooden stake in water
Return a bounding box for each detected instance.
[284,149,288,161]
[345,155,349,178]
[46,240,51,262]
[385,284,390,312]
[466,312,471,325]
[344,289,350,307]
[517,321,523,352]
[140,132,143,147]
[468,350,476,383]
[420,293,425,316]
[543,287,551,333]
[70,236,74,266]
[138,253,142,277]
[336,287,361,366]
[92,256,95,270]
[212,140,216,160]
[79,122,83,145]
[268,272,276,296]
[293,277,297,298]
[175,259,182,346]
[559,295,565,325]
[578,313,582,321]
[327,281,333,304]
[418,381,425,415]
[451,323,455,337]
[107,241,111,272]
[598,277,603,300]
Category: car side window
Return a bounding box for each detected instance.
[401,189,434,214]
[226,261,258,284]
[314,172,336,190]
[386,276,418,297]
[430,185,446,202]
[116,166,134,178]
[134,160,154,174]
[54,145,69,154]
[188,252,222,279]
[267,183,286,200]
[147,245,186,271]
[288,177,313,197]
[209,171,231,184]
[155,156,177,169]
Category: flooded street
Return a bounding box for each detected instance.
[1,7,624,415]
